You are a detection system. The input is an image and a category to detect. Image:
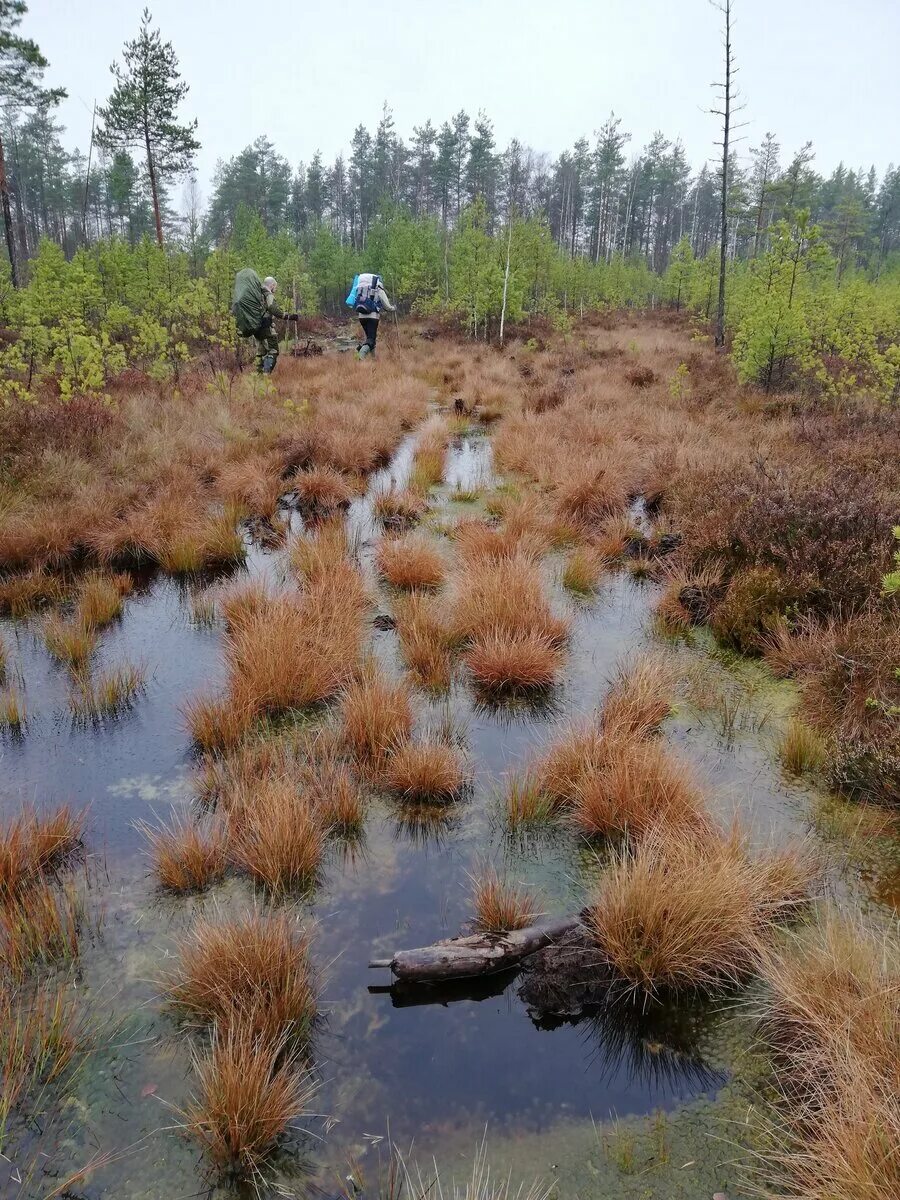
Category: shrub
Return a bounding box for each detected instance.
[710,566,805,653]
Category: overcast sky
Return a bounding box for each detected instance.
[27,0,900,201]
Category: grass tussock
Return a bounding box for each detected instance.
[0,569,65,618]
[779,716,828,776]
[562,545,608,594]
[504,770,558,830]
[586,825,803,994]
[68,660,145,719]
[570,734,710,841]
[376,534,446,590]
[470,867,537,932]
[231,780,324,895]
[137,813,226,893]
[184,1026,317,1179]
[184,691,251,753]
[382,738,466,803]
[339,663,414,764]
[292,465,357,515]
[0,880,84,977]
[0,689,26,731]
[204,578,368,732]
[43,614,97,668]
[755,917,900,1200]
[0,806,83,898]
[449,553,569,648]
[600,654,677,739]
[373,487,427,530]
[168,910,317,1046]
[289,518,356,585]
[78,571,132,629]
[392,592,455,691]
[465,628,565,694]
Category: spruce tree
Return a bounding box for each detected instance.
[97,8,198,247]
[0,0,65,286]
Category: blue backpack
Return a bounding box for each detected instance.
[346,273,382,314]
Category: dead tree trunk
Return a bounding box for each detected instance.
[369,917,580,982]
[713,0,736,348]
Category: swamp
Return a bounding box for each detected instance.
[2,311,898,1199]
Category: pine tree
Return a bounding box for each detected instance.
[97,8,198,247]
[0,0,65,285]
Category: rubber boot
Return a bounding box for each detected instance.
[261,352,277,374]
[357,343,371,359]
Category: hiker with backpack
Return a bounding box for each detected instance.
[345,272,395,358]
[231,269,299,374]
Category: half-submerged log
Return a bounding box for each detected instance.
[369,916,579,982]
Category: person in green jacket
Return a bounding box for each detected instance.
[253,276,296,374]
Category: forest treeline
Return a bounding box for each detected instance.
[0,6,898,403]
[7,104,900,280]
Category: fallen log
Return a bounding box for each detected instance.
[369,916,580,982]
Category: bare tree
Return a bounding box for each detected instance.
[709,0,745,347]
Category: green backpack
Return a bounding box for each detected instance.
[231,268,267,336]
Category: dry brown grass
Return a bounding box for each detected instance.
[68,660,145,719]
[137,813,226,893]
[43,614,97,668]
[381,738,466,802]
[373,487,427,529]
[289,518,356,585]
[78,571,132,629]
[562,545,608,594]
[0,689,25,731]
[449,553,569,648]
[184,1026,317,1179]
[779,717,828,776]
[392,592,455,691]
[0,806,84,899]
[503,770,558,829]
[570,734,710,842]
[218,579,367,724]
[291,465,357,515]
[0,569,66,617]
[755,917,900,1200]
[376,534,446,590]
[339,663,414,764]
[553,462,628,532]
[593,514,644,561]
[231,780,324,895]
[183,692,251,753]
[586,826,778,994]
[600,654,677,739]
[168,910,317,1046]
[465,629,565,694]
[0,880,84,977]
[470,867,537,932]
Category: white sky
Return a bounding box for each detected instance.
[27,0,900,198]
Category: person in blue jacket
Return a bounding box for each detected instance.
[346,272,395,358]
